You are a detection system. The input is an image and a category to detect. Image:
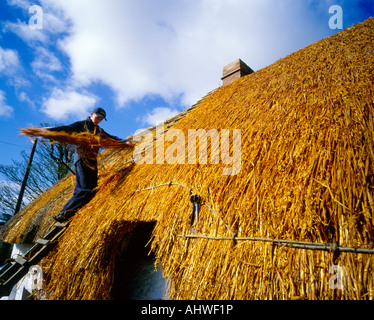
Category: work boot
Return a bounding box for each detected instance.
[53,213,66,223]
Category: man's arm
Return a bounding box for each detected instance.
[100,128,134,147]
[48,121,85,134]
[38,121,85,134]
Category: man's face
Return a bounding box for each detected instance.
[91,113,104,125]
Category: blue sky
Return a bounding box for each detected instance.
[0,0,373,170]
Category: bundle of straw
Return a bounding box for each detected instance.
[21,127,131,150]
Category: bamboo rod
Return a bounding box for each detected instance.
[176,234,374,254]
[14,137,38,215]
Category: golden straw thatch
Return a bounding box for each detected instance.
[1,18,374,300]
[21,127,131,150]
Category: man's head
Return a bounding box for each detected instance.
[91,107,107,125]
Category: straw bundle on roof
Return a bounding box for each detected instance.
[1,18,374,300]
[21,127,131,150]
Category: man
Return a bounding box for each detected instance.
[43,107,133,222]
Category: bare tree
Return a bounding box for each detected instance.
[0,130,74,224]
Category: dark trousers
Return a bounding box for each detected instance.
[60,158,98,218]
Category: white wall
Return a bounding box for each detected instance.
[0,243,44,300]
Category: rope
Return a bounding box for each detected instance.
[135,182,235,236]
[176,234,374,254]
[136,182,195,194]
[135,182,374,255]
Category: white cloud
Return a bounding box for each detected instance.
[0,90,14,118]
[4,1,67,45]
[43,11,68,34]
[0,46,20,74]
[4,20,48,44]
[141,107,179,126]
[6,0,32,11]
[19,91,35,109]
[31,47,62,81]
[44,0,331,109]
[0,179,19,189]
[41,88,98,120]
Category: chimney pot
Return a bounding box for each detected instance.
[221,59,254,86]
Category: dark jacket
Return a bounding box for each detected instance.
[49,117,124,166]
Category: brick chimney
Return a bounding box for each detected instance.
[221,59,254,86]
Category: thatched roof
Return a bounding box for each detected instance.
[1,17,374,300]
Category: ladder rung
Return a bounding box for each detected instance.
[54,222,68,228]
[36,238,49,245]
[14,257,28,265]
[0,221,70,293]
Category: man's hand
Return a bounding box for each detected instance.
[122,140,134,148]
[39,127,50,134]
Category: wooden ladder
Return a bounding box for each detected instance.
[0,222,69,297]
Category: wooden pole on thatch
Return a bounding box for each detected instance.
[14,137,38,215]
